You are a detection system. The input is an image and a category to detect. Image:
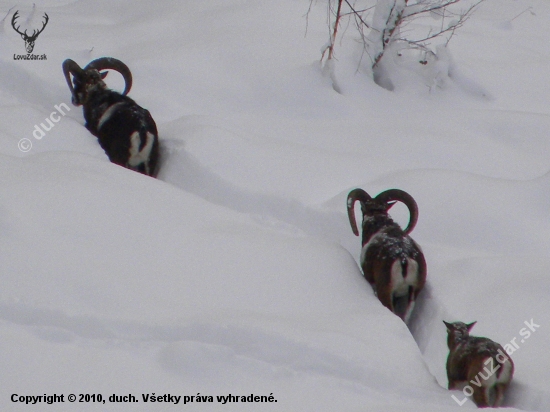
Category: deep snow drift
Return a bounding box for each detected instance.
[0,0,549,411]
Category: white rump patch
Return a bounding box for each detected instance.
[390,258,419,323]
[128,131,155,169]
[496,356,513,384]
[480,357,498,388]
[390,258,419,296]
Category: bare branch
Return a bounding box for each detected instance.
[403,0,462,19]
[328,0,344,60]
[402,1,481,45]
[342,0,372,30]
[313,0,486,88]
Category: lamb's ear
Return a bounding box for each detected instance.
[466,321,477,331]
[443,321,453,331]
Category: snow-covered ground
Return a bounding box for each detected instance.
[1,0,549,410]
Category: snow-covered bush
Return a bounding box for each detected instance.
[318,0,485,91]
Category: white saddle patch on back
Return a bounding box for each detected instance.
[97,102,125,130]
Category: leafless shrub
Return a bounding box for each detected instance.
[312,0,485,90]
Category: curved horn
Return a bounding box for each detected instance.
[347,188,372,236]
[84,57,132,95]
[374,189,419,235]
[62,59,83,98]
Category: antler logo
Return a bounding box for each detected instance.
[11,10,49,54]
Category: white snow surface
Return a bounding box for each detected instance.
[1,0,549,410]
